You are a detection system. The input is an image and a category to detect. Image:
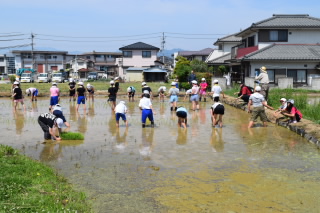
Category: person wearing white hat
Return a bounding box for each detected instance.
[52,104,70,128]
[158,86,167,102]
[199,78,208,102]
[76,82,87,111]
[190,80,200,110]
[141,82,152,99]
[139,92,155,128]
[108,80,118,110]
[255,66,270,100]
[86,83,95,102]
[49,82,60,111]
[274,98,288,116]
[168,82,179,111]
[127,86,136,102]
[68,78,76,102]
[114,101,128,127]
[38,112,63,141]
[211,79,225,102]
[12,81,26,111]
[26,87,38,101]
[280,99,302,123]
[248,86,274,128]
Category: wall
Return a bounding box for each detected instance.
[126,71,143,82]
[122,50,158,67]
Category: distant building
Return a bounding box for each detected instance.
[173,48,214,67]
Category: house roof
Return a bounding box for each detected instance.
[237,14,320,37]
[214,33,242,45]
[119,42,160,51]
[207,53,231,64]
[178,48,214,56]
[126,67,145,71]
[242,44,320,61]
[143,67,167,73]
[81,51,122,56]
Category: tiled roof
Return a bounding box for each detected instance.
[207,53,231,64]
[214,33,242,45]
[243,44,320,61]
[119,42,160,50]
[178,48,214,56]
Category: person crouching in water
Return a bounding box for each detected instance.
[26,87,38,101]
[86,83,95,102]
[115,101,128,127]
[280,99,302,123]
[248,86,274,128]
[52,104,70,128]
[12,81,26,111]
[139,91,154,128]
[176,106,187,128]
[108,80,118,110]
[127,86,136,102]
[76,82,87,111]
[158,86,166,102]
[38,112,63,141]
[211,101,225,128]
[168,82,179,111]
[199,78,208,102]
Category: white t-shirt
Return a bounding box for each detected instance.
[28,88,37,93]
[211,102,223,110]
[139,97,152,109]
[186,89,192,95]
[87,85,94,90]
[115,103,127,114]
[211,85,222,97]
[191,85,199,94]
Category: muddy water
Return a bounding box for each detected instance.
[1,97,320,212]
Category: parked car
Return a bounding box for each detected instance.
[38,73,51,83]
[52,72,67,83]
[20,73,37,83]
[88,72,98,80]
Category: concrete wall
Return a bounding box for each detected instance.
[126,71,143,82]
[311,78,320,90]
[278,77,293,89]
[122,50,158,67]
[212,77,227,90]
[245,77,255,87]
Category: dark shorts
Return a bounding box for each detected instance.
[50,96,59,106]
[77,96,85,104]
[88,90,94,94]
[128,92,135,97]
[214,96,220,102]
[69,90,75,96]
[116,113,126,121]
[108,96,116,102]
[176,111,187,118]
[213,105,225,115]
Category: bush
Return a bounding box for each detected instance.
[195,72,213,90]
[9,75,16,83]
[180,82,191,90]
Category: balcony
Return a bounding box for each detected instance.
[231,44,258,60]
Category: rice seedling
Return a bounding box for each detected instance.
[60,132,84,140]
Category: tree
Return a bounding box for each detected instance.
[174,56,192,82]
[190,59,208,73]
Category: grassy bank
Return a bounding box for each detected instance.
[225,86,320,124]
[0,144,91,212]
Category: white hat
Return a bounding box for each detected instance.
[52,82,57,85]
[78,82,84,85]
[191,80,197,84]
[114,77,119,80]
[26,89,30,94]
[201,78,205,81]
[69,78,73,82]
[56,118,64,128]
[15,77,19,81]
[214,79,219,83]
[53,104,62,111]
[142,82,147,86]
[110,80,115,84]
[143,90,149,94]
[127,87,132,92]
[287,99,294,104]
[14,81,19,85]
[171,82,176,86]
[280,98,287,102]
[255,86,262,91]
[120,101,125,105]
[87,83,91,87]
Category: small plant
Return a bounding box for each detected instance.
[60,132,84,140]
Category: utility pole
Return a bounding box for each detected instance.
[31,33,35,70]
[161,32,165,67]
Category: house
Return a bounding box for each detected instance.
[126,67,168,82]
[119,42,162,81]
[173,48,214,67]
[0,54,15,74]
[227,14,320,85]
[67,57,95,79]
[12,50,68,74]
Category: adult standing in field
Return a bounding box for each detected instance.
[141,82,152,98]
[190,80,200,111]
[199,78,208,102]
[49,82,60,111]
[76,82,87,111]
[38,112,63,140]
[168,82,179,111]
[12,81,26,111]
[25,87,39,102]
[114,77,120,92]
[255,66,269,101]
[68,79,76,102]
[211,79,225,102]
[127,86,136,102]
[247,86,274,128]
[86,83,95,102]
[108,80,118,110]
[188,70,196,85]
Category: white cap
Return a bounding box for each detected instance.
[171,82,176,86]
[255,86,261,91]
[114,77,119,80]
[26,89,30,94]
[142,82,146,86]
[56,118,64,128]
[87,83,91,87]
[127,87,132,92]
[120,101,125,105]
[69,78,73,82]
[191,80,197,84]
[143,90,150,94]
[78,82,84,85]
[214,79,219,83]
[201,78,205,81]
[52,82,57,85]
[14,81,19,85]
[287,99,294,104]
[280,98,287,102]
[110,80,115,84]
[53,104,62,111]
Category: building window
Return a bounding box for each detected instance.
[255,68,275,83]
[218,44,223,50]
[0,57,4,62]
[40,55,45,59]
[287,70,306,83]
[123,51,132,58]
[248,35,255,47]
[202,56,206,61]
[53,56,58,59]
[86,56,90,59]
[142,51,151,58]
[46,55,52,59]
[259,30,288,42]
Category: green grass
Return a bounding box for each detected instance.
[60,132,84,140]
[0,144,91,212]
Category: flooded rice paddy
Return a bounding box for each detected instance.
[1,96,320,212]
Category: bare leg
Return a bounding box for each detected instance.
[116,121,119,128]
[125,120,128,127]
[196,101,199,110]
[76,104,80,111]
[248,121,254,128]
[263,122,268,127]
[218,115,223,128]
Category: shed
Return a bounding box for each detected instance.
[126,67,144,82]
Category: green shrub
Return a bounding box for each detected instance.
[60,132,84,140]
[9,75,16,83]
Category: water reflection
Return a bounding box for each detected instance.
[139,128,154,160]
[210,128,224,152]
[76,112,87,134]
[115,128,128,152]
[39,142,62,162]
[176,128,187,145]
[13,110,25,135]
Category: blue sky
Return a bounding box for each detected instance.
[1,0,320,53]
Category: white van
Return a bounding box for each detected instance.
[20,73,37,83]
[52,72,66,83]
[38,73,51,83]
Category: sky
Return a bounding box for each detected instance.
[1,0,320,54]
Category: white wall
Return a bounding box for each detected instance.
[122,50,158,67]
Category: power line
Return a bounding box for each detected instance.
[165,32,227,36]
[36,36,162,43]
[0,32,23,34]
[0,44,31,50]
[0,34,27,37]
[0,38,29,41]
[35,32,162,39]
[167,36,218,40]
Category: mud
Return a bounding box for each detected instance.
[0,97,320,212]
